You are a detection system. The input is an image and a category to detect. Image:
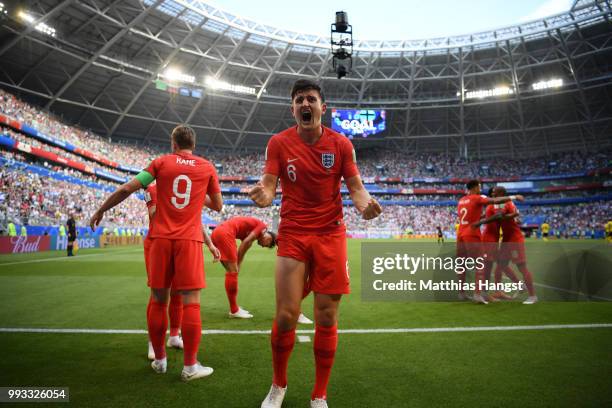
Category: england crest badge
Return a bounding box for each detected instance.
[321,153,335,168]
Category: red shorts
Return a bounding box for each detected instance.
[498,241,527,265]
[277,230,349,295]
[481,238,499,261]
[456,235,483,258]
[211,228,237,263]
[147,238,205,290]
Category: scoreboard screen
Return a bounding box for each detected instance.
[331,109,386,138]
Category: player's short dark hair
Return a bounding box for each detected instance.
[486,187,495,197]
[267,230,277,248]
[171,125,196,149]
[290,79,325,102]
[466,179,480,190]
[495,186,507,196]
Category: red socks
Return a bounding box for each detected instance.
[271,320,295,387]
[181,303,202,366]
[169,293,183,337]
[147,299,168,360]
[517,264,536,296]
[225,272,239,314]
[312,324,338,400]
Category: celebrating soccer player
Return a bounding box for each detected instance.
[249,79,382,408]
[491,187,537,304]
[89,125,222,381]
[479,188,520,301]
[456,180,524,304]
[143,182,220,359]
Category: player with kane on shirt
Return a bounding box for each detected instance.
[143,183,220,359]
[250,79,382,408]
[90,125,222,381]
[456,179,524,304]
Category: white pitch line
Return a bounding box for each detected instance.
[0,323,610,335]
[533,283,612,301]
[0,249,142,267]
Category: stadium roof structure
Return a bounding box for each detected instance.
[0,0,611,157]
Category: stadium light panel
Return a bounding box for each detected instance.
[464,86,514,100]
[18,10,56,37]
[532,78,563,90]
[204,76,256,95]
[0,3,8,15]
[162,68,195,84]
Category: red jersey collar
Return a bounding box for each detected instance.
[291,125,328,147]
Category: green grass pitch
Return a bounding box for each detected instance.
[0,240,611,407]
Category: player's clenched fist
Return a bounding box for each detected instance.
[89,210,104,231]
[249,182,271,207]
[361,198,382,220]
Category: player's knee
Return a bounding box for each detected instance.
[275,307,299,329]
[181,289,201,304]
[314,306,338,326]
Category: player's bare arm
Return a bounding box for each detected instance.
[486,194,525,205]
[89,178,143,230]
[202,225,220,261]
[249,174,278,208]
[236,231,257,266]
[205,192,223,212]
[345,175,382,220]
[472,212,519,228]
[148,206,156,219]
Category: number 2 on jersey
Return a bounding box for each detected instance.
[171,175,192,209]
[459,207,468,225]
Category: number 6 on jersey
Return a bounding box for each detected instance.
[287,164,297,182]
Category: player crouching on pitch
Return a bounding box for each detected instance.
[211,216,314,323]
[90,125,223,381]
[211,216,276,318]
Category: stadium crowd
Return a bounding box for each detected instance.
[1,89,610,237]
[0,165,146,229]
[2,89,610,182]
[0,89,157,169]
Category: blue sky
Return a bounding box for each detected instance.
[208,0,573,40]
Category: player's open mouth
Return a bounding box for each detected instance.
[301,111,312,122]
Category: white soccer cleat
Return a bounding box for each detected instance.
[181,362,214,382]
[522,296,539,305]
[229,307,253,319]
[512,281,527,299]
[261,384,287,408]
[297,313,313,324]
[147,341,155,360]
[167,335,184,349]
[311,398,328,408]
[458,292,472,301]
[472,294,488,305]
[151,358,167,374]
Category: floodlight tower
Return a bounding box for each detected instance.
[331,11,353,79]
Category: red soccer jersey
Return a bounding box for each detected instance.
[457,194,490,238]
[500,201,524,242]
[144,152,221,242]
[264,126,359,234]
[144,184,157,223]
[482,204,501,242]
[216,216,267,240]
